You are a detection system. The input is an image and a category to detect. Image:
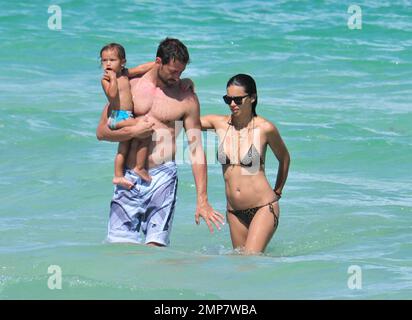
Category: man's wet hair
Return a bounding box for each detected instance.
[156,38,190,65]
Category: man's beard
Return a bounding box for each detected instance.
[157,69,176,87]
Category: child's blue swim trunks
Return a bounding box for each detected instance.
[107,110,133,129]
[107,161,178,246]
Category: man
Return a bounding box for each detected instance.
[96,38,224,246]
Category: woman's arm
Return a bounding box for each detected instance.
[266,122,291,196]
[200,114,221,131]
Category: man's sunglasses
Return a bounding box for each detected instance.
[222,94,249,105]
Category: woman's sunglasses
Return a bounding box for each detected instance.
[222,94,249,105]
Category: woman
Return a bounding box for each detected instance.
[201,74,290,254]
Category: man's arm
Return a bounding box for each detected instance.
[183,93,225,232]
[96,104,154,142]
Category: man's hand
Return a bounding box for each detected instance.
[195,200,225,233]
[131,115,155,139]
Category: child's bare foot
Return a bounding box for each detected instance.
[134,168,152,182]
[113,176,134,189]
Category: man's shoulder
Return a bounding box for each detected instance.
[178,89,199,108]
[129,75,143,87]
[182,89,198,102]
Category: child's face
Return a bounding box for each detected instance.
[101,49,124,74]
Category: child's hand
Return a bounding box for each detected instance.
[105,69,117,81]
[102,71,110,83]
[180,78,195,93]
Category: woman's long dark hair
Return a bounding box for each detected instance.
[226,74,258,116]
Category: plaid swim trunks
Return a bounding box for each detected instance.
[106,161,178,246]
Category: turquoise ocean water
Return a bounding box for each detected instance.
[1,0,411,299]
